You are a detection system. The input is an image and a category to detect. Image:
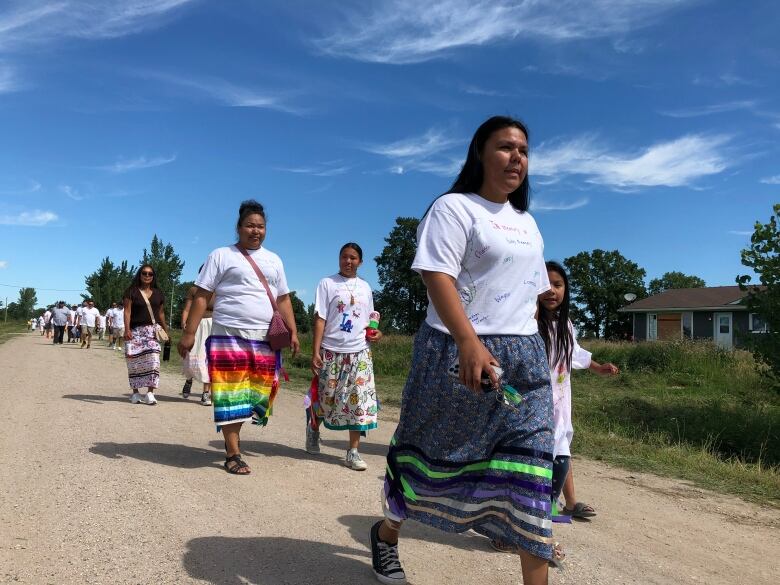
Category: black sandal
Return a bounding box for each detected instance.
[224,454,251,475]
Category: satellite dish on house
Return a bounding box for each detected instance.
[624,293,637,302]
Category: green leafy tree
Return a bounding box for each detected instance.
[172,280,195,329]
[139,235,185,322]
[737,203,780,379]
[9,287,37,319]
[289,291,310,333]
[307,302,316,328]
[374,217,427,334]
[564,250,647,339]
[648,271,706,296]
[83,258,136,310]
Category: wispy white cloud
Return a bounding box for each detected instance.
[139,71,306,115]
[693,73,757,87]
[760,175,780,185]
[533,133,733,188]
[59,184,84,201]
[728,230,752,236]
[362,128,464,176]
[0,179,41,195]
[0,1,196,50]
[100,154,176,173]
[313,0,688,64]
[363,128,460,158]
[0,260,8,268]
[275,162,350,177]
[659,100,758,118]
[0,61,22,92]
[0,209,57,226]
[531,197,589,212]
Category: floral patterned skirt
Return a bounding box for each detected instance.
[383,322,554,560]
[125,325,160,390]
[311,348,378,432]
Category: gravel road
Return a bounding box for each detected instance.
[1,332,778,584]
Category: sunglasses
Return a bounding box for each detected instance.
[141,271,155,276]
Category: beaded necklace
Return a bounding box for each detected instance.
[339,273,358,305]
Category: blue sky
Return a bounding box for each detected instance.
[0,0,778,310]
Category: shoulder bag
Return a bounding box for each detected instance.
[236,245,292,351]
[140,289,170,344]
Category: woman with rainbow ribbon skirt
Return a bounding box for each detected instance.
[369,116,555,585]
[178,199,299,475]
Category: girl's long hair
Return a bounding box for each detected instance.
[538,261,573,370]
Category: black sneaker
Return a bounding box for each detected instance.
[369,521,406,584]
[181,379,193,398]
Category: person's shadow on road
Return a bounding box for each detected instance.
[183,536,371,585]
[89,441,223,470]
[63,393,199,404]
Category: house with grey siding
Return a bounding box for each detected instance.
[618,286,768,349]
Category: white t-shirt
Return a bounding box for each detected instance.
[109,307,125,328]
[550,321,592,457]
[80,307,101,327]
[96,315,106,328]
[196,245,290,329]
[412,193,550,336]
[69,310,76,324]
[314,274,374,353]
[43,310,51,324]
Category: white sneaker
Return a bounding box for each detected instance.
[200,391,211,406]
[345,448,368,471]
[143,392,157,405]
[130,392,142,404]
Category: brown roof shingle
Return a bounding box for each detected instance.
[620,286,754,312]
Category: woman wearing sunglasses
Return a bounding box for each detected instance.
[123,264,170,405]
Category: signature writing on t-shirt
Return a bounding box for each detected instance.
[504,256,513,264]
[494,292,511,303]
[523,280,536,287]
[469,312,488,325]
[489,220,522,233]
[475,245,491,258]
[505,238,532,246]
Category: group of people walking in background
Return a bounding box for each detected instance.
[29,115,620,585]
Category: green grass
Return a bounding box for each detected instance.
[161,329,780,505]
[0,320,28,344]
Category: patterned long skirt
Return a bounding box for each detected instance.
[310,348,378,432]
[383,323,554,560]
[125,325,161,390]
[206,323,281,428]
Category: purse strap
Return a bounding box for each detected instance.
[236,244,281,312]
[139,289,158,326]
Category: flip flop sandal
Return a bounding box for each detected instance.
[224,454,251,475]
[563,502,597,518]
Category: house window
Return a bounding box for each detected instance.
[750,313,769,333]
[647,313,658,341]
[682,312,693,339]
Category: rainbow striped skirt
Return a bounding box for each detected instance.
[383,323,554,560]
[206,323,281,428]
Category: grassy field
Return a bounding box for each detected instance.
[161,328,780,505]
[0,319,28,344]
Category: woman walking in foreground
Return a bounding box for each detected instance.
[370,116,554,585]
[123,265,169,405]
[178,200,299,475]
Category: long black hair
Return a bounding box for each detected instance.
[449,115,530,212]
[538,261,573,371]
[124,264,159,297]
